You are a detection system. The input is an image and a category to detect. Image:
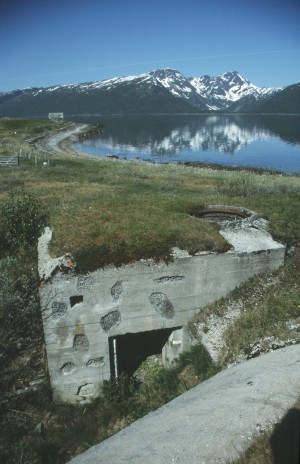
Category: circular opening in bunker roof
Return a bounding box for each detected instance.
[191,205,256,223]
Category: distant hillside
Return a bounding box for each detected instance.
[0,69,297,117]
[0,76,198,117]
[255,83,300,114]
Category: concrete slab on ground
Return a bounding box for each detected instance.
[68,344,300,464]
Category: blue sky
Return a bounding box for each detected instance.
[1,0,299,92]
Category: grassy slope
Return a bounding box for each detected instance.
[0,126,299,271]
[0,118,70,155]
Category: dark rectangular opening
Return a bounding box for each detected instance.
[70,295,83,307]
[109,326,181,378]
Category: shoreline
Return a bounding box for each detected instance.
[29,123,299,176]
[28,123,89,157]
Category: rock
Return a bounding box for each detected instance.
[247,335,300,360]
[247,341,262,359]
[34,422,45,436]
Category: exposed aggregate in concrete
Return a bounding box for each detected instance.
[100,310,121,332]
[60,362,77,375]
[111,280,123,301]
[73,334,89,351]
[149,292,175,319]
[86,357,105,367]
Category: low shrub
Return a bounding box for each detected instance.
[0,189,48,251]
[0,256,42,392]
[175,344,220,379]
[101,374,136,407]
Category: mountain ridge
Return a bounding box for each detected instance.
[0,69,298,117]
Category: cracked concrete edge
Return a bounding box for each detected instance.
[38,226,65,280]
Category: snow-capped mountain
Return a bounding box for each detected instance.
[148,69,208,108]
[190,71,278,110]
[0,69,288,117]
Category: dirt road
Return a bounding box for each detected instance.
[29,123,88,156]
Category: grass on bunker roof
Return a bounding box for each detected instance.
[0,120,300,272]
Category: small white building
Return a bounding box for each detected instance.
[48,112,64,122]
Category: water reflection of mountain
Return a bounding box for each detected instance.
[76,115,300,157]
[257,115,300,146]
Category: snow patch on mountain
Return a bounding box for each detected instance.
[190,71,279,109]
[149,69,196,100]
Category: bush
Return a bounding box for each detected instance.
[174,344,220,380]
[0,257,39,334]
[101,373,136,404]
[133,345,220,417]
[0,189,48,251]
[101,373,136,416]
[0,256,41,384]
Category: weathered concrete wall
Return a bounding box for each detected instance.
[38,207,285,403]
[162,326,197,367]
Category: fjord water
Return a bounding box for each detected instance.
[72,114,300,173]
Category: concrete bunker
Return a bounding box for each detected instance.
[109,327,181,378]
[38,205,286,403]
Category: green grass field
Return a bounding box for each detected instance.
[1,119,299,271]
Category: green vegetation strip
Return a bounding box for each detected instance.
[0,118,69,155]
